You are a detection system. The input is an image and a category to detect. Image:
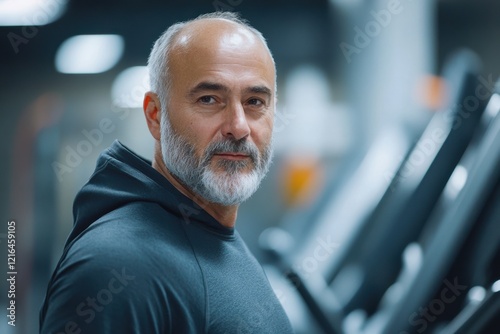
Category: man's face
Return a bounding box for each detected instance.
[160,20,276,206]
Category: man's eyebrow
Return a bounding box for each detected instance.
[244,85,272,98]
[188,82,273,99]
[188,82,229,97]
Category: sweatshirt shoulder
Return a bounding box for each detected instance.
[41,202,206,333]
[67,202,195,271]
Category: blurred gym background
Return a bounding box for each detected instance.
[1,0,499,333]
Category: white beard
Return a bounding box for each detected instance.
[160,111,273,206]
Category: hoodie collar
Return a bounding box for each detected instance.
[68,140,234,246]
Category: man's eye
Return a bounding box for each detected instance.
[248,98,264,106]
[199,96,216,104]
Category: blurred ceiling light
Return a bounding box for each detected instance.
[0,0,67,26]
[55,34,124,74]
[492,280,500,293]
[467,286,486,304]
[111,66,150,108]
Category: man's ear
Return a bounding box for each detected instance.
[143,92,162,140]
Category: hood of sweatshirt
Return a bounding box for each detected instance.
[67,140,233,247]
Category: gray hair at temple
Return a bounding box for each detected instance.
[146,11,276,114]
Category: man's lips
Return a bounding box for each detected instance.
[213,152,250,161]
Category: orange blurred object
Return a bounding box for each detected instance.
[416,75,448,110]
[281,156,324,208]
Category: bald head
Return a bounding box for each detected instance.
[147,12,276,111]
[173,17,263,49]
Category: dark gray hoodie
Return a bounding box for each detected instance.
[40,140,293,334]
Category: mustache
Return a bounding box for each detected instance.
[203,138,260,164]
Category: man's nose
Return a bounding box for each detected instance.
[221,102,250,141]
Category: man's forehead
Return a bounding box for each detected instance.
[172,18,260,52]
[167,18,275,88]
[168,19,276,96]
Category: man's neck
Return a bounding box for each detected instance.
[152,152,238,229]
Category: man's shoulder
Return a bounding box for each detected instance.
[42,201,204,313]
[41,202,207,333]
[59,201,200,285]
[86,202,189,247]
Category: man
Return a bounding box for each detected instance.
[40,11,294,334]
